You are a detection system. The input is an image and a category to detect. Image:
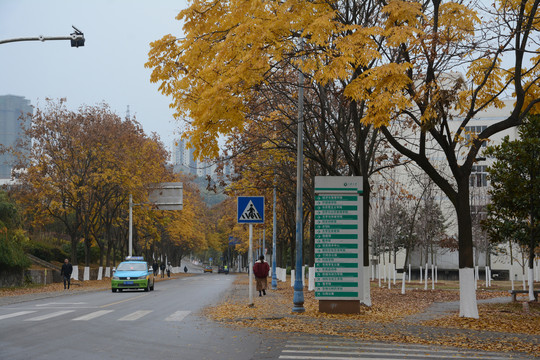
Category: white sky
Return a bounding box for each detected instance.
[0,0,189,150]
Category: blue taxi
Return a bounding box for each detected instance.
[111,257,154,292]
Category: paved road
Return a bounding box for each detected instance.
[1,275,536,360]
[0,274,280,360]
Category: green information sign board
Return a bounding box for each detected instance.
[314,177,363,301]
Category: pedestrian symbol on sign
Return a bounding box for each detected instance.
[237,196,264,224]
[240,201,262,221]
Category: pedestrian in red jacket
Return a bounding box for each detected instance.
[253,255,270,296]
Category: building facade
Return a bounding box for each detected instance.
[0,95,33,181]
[371,98,540,281]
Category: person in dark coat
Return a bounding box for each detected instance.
[60,258,73,290]
[253,255,270,296]
[152,261,158,276]
[160,262,166,278]
[184,266,188,273]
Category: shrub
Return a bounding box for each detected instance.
[0,228,31,271]
[24,240,68,263]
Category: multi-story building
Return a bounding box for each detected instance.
[171,138,198,176]
[0,95,33,183]
[171,138,234,182]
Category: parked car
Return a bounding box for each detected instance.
[204,265,213,273]
[111,256,154,292]
[218,266,229,274]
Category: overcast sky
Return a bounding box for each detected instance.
[0,0,189,150]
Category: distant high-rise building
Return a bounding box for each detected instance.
[0,95,33,179]
[171,138,234,182]
[171,138,197,175]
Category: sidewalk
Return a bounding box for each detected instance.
[205,275,540,358]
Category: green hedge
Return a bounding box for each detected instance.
[25,240,69,263]
[0,229,31,271]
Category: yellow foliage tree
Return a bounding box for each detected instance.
[148,0,540,318]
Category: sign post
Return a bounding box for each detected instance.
[237,196,264,306]
[129,182,183,257]
[314,176,363,314]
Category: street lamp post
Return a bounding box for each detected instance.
[271,184,278,290]
[0,26,84,47]
[292,38,305,313]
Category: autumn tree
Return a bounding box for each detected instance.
[369,0,540,318]
[147,0,404,306]
[147,0,540,317]
[485,115,540,301]
[12,100,169,267]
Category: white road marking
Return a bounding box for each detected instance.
[118,310,153,321]
[280,338,519,360]
[24,310,75,321]
[165,310,191,322]
[0,311,36,320]
[36,302,87,307]
[72,310,114,321]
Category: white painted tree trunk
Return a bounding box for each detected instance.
[420,265,422,283]
[431,265,435,290]
[435,265,438,283]
[290,269,295,287]
[424,264,428,290]
[401,271,406,295]
[83,266,90,281]
[393,263,396,284]
[474,266,478,289]
[510,268,515,291]
[308,267,315,291]
[71,265,78,280]
[408,264,411,283]
[97,266,103,280]
[528,267,535,301]
[459,268,479,318]
[105,267,111,278]
[362,266,372,306]
[378,264,381,287]
[301,266,305,286]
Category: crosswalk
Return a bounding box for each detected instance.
[279,337,531,360]
[0,309,191,322]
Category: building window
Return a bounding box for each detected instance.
[470,165,488,187]
[464,125,488,147]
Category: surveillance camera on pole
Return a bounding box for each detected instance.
[0,25,85,46]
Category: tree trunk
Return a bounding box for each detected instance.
[456,182,478,318]
[362,176,371,305]
[70,235,78,265]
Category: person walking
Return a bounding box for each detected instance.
[152,261,158,276]
[253,255,270,296]
[160,262,166,278]
[184,265,188,273]
[60,258,73,290]
[166,262,171,277]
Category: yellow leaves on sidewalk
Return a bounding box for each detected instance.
[204,276,539,356]
[426,302,540,335]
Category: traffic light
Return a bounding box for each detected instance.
[70,25,84,48]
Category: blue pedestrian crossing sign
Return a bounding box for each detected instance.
[237,196,264,224]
